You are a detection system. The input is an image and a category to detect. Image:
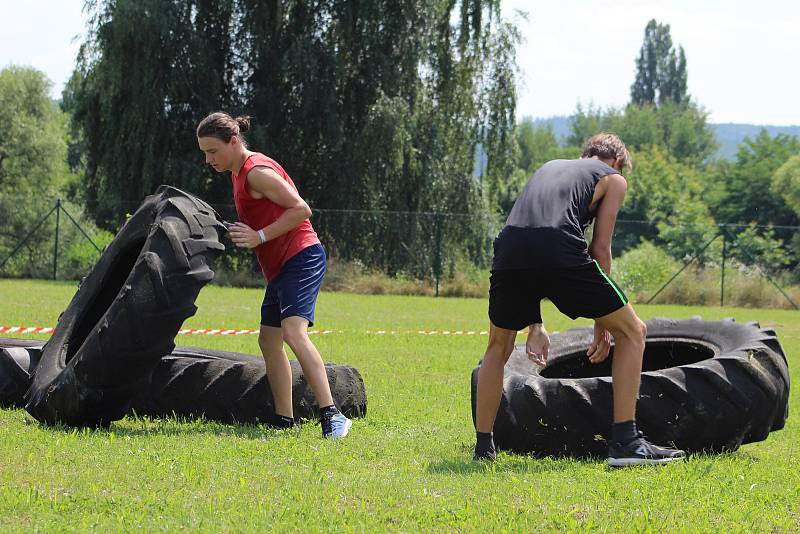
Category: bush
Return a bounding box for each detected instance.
[651,262,800,309]
[615,241,680,300]
[62,227,114,279]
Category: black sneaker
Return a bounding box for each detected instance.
[608,435,685,467]
[473,443,497,462]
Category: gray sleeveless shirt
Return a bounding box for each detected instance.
[492,158,618,270]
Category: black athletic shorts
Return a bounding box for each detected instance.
[488,260,629,331]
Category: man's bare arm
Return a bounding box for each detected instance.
[589,174,627,274]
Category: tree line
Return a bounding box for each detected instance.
[1,10,799,283]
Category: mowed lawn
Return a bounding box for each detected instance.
[0,278,798,532]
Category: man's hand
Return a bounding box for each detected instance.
[587,321,612,364]
[526,323,549,366]
[228,222,263,249]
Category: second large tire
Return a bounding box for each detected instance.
[25,186,226,426]
[130,346,367,423]
[471,317,790,457]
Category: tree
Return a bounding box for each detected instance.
[65,0,239,228]
[630,19,688,107]
[710,130,800,227]
[67,0,520,275]
[567,102,716,165]
[617,146,716,259]
[0,66,68,197]
[772,155,800,217]
[0,66,105,278]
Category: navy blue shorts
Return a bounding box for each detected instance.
[261,244,326,328]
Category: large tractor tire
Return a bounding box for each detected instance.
[1,338,366,423]
[130,346,367,423]
[471,317,790,457]
[24,186,226,427]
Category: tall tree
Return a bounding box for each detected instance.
[567,102,716,165]
[67,0,519,275]
[65,0,238,227]
[0,66,68,197]
[630,19,688,107]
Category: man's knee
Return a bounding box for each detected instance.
[613,317,646,350]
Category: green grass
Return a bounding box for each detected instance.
[0,278,798,532]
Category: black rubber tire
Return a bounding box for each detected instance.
[470,317,790,457]
[129,346,367,423]
[0,339,44,407]
[24,186,226,426]
[1,338,367,423]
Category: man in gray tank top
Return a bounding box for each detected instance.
[473,133,685,467]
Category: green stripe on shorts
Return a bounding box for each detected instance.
[593,260,628,306]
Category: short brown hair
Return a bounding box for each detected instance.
[581,133,631,171]
[196,112,251,145]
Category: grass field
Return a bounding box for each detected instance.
[0,278,798,532]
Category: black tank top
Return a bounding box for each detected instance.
[492,158,618,270]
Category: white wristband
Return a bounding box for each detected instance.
[257,229,266,243]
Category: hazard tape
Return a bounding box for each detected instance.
[0,325,492,336]
[0,326,54,335]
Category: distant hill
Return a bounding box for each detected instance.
[527,115,800,160]
[711,123,800,159]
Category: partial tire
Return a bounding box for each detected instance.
[0,339,44,407]
[130,346,367,423]
[471,317,790,457]
[24,186,226,426]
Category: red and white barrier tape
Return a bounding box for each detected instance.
[0,325,491,336]
[0,326,54,334]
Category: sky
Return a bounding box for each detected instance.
[1,0,798,126]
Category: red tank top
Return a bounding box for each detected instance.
[231,153,320,282]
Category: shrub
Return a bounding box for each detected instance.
[615,241,680,300]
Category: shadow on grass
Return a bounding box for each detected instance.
[427,453,601,475]
[428,448,757,475]
[20,411,317,441]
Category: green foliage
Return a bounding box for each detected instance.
[62,219,114,280]
[0,66,69,197]
[709,130,800,227]
[65,0,239,228]
[67,0,519,280]
[567,102,716,165]
[771,155,800,217]
[0,66,93,279]
[630,19,688,106]
[614,146,716,258]
[515,120,564,173]
[614,240,679,297]
[725,224,793,274]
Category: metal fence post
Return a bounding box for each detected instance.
[434,213,443,297]
[720,227,726,307]
[53,198,61,280]
[0,202,59,273]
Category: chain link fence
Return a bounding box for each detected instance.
[1,195,798,308]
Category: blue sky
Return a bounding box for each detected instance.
[2,0,798,125]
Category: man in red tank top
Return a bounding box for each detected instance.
[197,112,351,439]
